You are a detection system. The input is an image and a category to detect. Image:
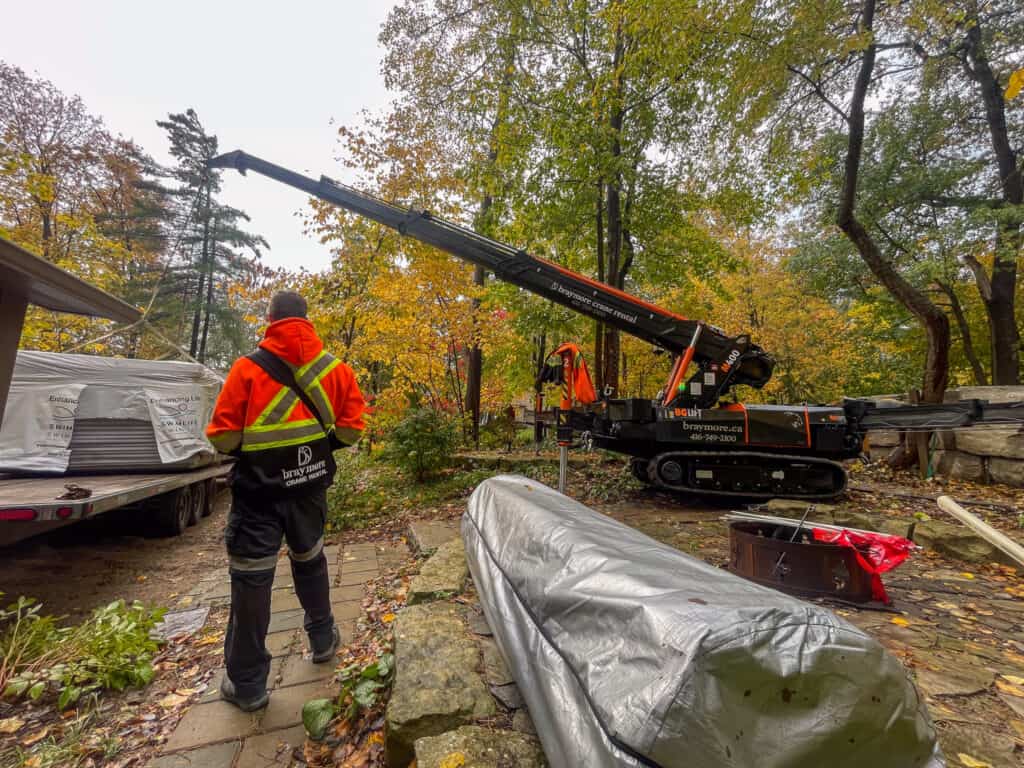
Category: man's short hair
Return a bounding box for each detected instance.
[268,291,308,321]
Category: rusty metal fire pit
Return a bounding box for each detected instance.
[728,520,874,603]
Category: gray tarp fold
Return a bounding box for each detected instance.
[462,475,943,768]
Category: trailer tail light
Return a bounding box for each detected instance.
[0,508,37,521]
[56,507,73,519]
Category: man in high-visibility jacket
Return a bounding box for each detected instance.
[206,290,365,711]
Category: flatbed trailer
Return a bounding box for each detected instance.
[0,463,231,546]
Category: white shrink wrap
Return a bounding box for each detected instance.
[0,351,222,474]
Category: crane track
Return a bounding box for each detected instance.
[638,450,848,501]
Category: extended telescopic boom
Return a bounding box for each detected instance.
[209,150,774,403]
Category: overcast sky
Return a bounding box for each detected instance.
[3,1,399,273]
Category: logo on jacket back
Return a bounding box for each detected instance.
[298,445,313,466]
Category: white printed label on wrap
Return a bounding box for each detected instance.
[0,385,85,472]
[144,387,214,464]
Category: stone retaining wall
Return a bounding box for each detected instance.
[866,386,1024,487]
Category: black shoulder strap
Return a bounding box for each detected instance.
[247,348,331,433]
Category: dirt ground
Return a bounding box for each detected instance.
[0,491,233,621]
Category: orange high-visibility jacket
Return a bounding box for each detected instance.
[206,317,365,496]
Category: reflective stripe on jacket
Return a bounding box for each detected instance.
[206,317,366,496]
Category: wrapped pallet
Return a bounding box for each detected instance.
[463,475,943,768]
[0,351,221,474]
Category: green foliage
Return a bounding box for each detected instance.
[338,651,394,718]
[327,450,494,531]
[302,651,396,735]
[302,697,335,741]
[380,407,459,482]
[1,594,164,710]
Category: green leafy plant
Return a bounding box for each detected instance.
[381,407,458,482]
[1,596,164,710]
[302,651,396,741]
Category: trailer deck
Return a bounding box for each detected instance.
[0,463,231,523]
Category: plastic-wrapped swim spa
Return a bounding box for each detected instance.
[0,350,221,474]
[462,475,943,768]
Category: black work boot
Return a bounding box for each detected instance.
[311,625,341,664]
[220,676,269,712]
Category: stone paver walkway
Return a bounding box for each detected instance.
[150,540,405,768]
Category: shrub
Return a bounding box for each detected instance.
[1,595,164,709]
[381,407,458,482]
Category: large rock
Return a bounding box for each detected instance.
[946,385,1024,404]
[386,604,495,768]
[955,426,1024,459]
[414,726,547,768]
[910,518,1013,565]
[869,429,902,447]
[408,519,460,555]
[988,456,1024,487]
[409,538,469,604]
[931,449,986,482]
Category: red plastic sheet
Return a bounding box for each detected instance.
[811,528,916,604]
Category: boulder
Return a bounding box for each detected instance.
[386,604,496,768]
[408,519,460,555]
[414,726,547,768]
[955,426,1024,459]
[987,457,1024,487]
[762,498,836,520]
[931,449,986,483]
[909,518,1015,565]
[409,538,469,604]
[946,385,1024,404]
[869,429,902,447]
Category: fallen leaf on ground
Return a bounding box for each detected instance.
[21,727,49,746]
[381,613,396,623]
[995,679,1024,697]
[1001,675,1024,686]
[891,616,910,627]
[957,754,992,768]
[158,692,188,708]
[196,632,224,646]
[0,717,24,734]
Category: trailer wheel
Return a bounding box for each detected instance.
[200,479,217,518]
[154,486,192,537]
[187,481,205,526]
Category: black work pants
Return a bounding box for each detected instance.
[223,488,334,697]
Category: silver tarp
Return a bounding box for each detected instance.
[462,475,943,768]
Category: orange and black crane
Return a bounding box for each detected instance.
[210,150,1021,500]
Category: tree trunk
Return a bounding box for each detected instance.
[602,17,626,395]
[594,182,605,393]
[598,182,602,391]
[963,22,1022,384]
[464,29,516,445]
[835,0,950,403]
[190,183,211,358]
[533,332,546,447]
[465,263,485,445]
[938,281,987,385]
[198,233,216,363]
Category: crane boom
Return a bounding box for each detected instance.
[208,150,773,405]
